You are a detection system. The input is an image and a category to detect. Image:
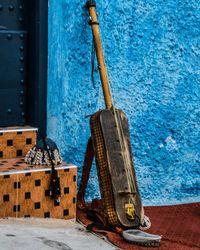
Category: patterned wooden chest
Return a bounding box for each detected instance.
[0,159,77,220]
[0,127,37,159]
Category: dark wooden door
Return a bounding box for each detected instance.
[0,0,47,138]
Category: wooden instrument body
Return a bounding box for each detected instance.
[90,108,142,228]
[78,0,145,229]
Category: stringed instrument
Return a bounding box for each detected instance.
[78,0,144,230]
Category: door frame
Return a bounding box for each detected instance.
[26,0,48,139]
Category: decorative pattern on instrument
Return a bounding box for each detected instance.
[91,112,121,228]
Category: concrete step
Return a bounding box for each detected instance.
[0,218,118,250]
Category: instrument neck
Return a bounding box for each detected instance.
[87,1,113,110]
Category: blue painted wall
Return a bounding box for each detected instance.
[47,0,200,205]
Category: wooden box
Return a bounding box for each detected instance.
[0,159,77,219]
[0,127,37,159]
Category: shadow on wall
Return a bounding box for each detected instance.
[47,0,200,205]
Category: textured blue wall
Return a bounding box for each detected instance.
[47,0,200,205]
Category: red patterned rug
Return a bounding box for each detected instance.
[77,202,200,250]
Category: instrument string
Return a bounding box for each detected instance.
[106,70,137,206]
[91,37,96,88]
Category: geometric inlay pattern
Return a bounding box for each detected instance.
[0,159,77,220]
[0,127,37,159]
